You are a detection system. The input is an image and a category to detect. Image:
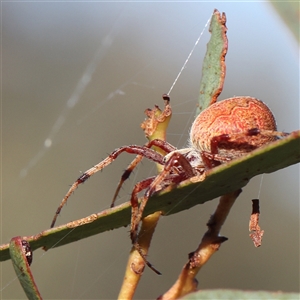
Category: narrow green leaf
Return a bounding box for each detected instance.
[197,9,228,115]
[0,130,299,261]
[9,237,42,300]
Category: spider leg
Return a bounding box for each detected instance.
[211,128,290,153]
[130,151,196,245]
[50,145,165,228]
[248,128,290,138]
[129,173,186,245]
[128,180,187,274]
[123,152,195,275]
[202,128,291,168]
[129,177,156,243]
[212,129,289,150]
[200,151,229,168]
[133,241,162,275]
[126,176,163,274]
[111,155,143,208]
[111,139,177,207]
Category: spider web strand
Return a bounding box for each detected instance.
[167,15,212,96]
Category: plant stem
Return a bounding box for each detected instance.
[118,211,161,300]
[159,189,242,299]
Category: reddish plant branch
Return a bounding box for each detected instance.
[158,189,242,300]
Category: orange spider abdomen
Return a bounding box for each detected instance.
[190,97,277,159]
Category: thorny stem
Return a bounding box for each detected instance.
[158,189,242,300]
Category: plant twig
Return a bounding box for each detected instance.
[118,97,172,298]
[118,211,161,300]
[158,189,242,300]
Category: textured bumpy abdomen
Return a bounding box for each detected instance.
[190,97,277,158]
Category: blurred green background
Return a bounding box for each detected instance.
[1,2,299,299]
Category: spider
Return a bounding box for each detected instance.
[50,94,289,273]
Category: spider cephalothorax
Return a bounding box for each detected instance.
[50,94,288,272]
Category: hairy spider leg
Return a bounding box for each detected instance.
[201,128,290,168]
[50,145,166,228]
[123,152,196,275]
[130,151,196,245]
[111,139,177,207]
[121,176,162,275]
[210,129,290,154]
[129,177,157,237]
[123,173,186,275]
[111,155,143,207]
[129,172,188,249]
[134,242,162,275]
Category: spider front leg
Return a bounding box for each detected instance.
[127,176,163,275]
[130,151,196,246]
[50,145,165,228]
[111,139,177,207]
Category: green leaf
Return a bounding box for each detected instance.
[180,289,300,300]
[197,9,228,115]
[9,237,42,300]
[0,130,299,261]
